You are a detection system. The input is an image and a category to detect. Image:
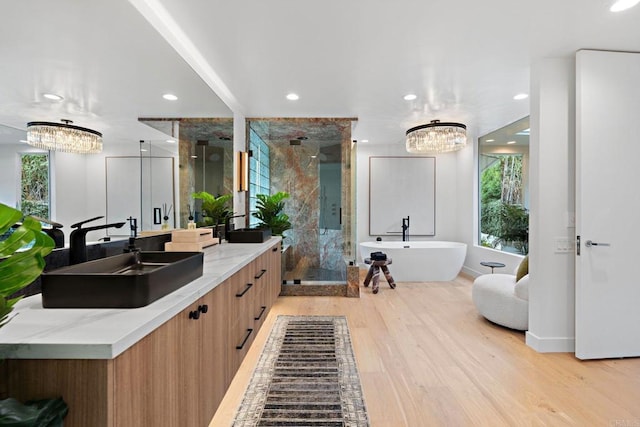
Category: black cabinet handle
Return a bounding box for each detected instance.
[272,246,278,252]
[188,310,200,320]
[198,304,208,314]
[236,329,253,350]
[235,283,253,297]
[254,306,267,321]
[254,269,267,279]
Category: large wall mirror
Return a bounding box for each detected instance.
[140,118,234,228]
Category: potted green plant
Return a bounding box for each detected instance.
[0,203,54,327]
[0,203,69,424]
[252,192,292,236]
[191,192,232,227]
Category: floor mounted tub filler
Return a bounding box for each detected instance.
[359,241,467,282]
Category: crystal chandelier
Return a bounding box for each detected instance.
[27,119,103,154]
[405,120,467,154]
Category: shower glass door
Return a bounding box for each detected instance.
[248,120,348,285]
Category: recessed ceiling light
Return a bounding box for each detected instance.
[43,93,63,101]
[610,0,640,11]
[361,139,369,143]
[403,94,417,101]
[507,141,516,145]
[166,139,176,143]
[140,148,148,152]
[513,93,529,100]
[286,93,299,101]
[486,139,495,142]
[163,93,178,101]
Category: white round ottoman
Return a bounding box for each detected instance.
[472,273,529,331]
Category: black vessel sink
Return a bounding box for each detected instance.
[41,251,204,308]
[226,228,272,243]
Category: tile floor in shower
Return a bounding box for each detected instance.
[283,267,346,283]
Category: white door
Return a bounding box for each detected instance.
[575,50,640,359]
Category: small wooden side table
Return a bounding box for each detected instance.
[364,257,396,294]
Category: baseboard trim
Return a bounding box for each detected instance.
[526,331,575,353]
[461,266,483,278]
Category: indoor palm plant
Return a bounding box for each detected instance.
[191,192,232,227]
[252,192,292,236]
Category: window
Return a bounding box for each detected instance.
[248,128,270,227]
[478,117,529,254]
[20,153,50,218]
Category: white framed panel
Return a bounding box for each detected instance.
[369,156,435,236]
[106,157,141,236]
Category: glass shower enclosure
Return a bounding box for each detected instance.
[247,119,355,288]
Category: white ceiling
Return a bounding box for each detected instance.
[2,0,640,148]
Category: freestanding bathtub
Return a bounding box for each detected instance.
[359,241,467,282]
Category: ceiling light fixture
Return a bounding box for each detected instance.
[43,93,63,101]
[26,119,102,154]
[286,93,299,101]
[610,0,640,11]
[486,139,495,142]
[405,120,467,154]
[513,93,529,100]
[166,139,176,143]
[163,93,178,101]
[404,94,417,101]
[507,140,516,145]
[361,139,369,143]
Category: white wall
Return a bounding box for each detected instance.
[526,57,576,353]
[356,141,461,263]
[51,141,146,242]
[357,139,524,275]
[232,112,247,227]
[454,136,524,277]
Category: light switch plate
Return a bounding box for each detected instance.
[554,237,574,253]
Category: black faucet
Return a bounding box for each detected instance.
[123,216,139,254]
[224,214,246,241]
[69,216,126,264]
[402,216,410,242]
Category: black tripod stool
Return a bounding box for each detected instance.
[364,257,396,294]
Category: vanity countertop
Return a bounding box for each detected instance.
[0,237,281,360]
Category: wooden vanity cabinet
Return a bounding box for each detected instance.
[4,242,281,427]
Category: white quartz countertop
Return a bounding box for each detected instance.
[0,237,281,360]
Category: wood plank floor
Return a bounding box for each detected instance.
[210,274,640,426]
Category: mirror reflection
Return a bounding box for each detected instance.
[140,118,234,228]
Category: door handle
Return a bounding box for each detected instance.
[585,240,610,247]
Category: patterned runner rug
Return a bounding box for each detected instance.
[233,315,369,426]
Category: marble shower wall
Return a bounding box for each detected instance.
[252,118,353,276]
[270,140,322,270]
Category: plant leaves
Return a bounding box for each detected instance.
[192,192,232,225]
[0,205,22,236]
[252,192,291,235]
[0,203,55,329]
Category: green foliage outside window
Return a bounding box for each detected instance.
[479,155,528,254]
[21,154,49,218]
